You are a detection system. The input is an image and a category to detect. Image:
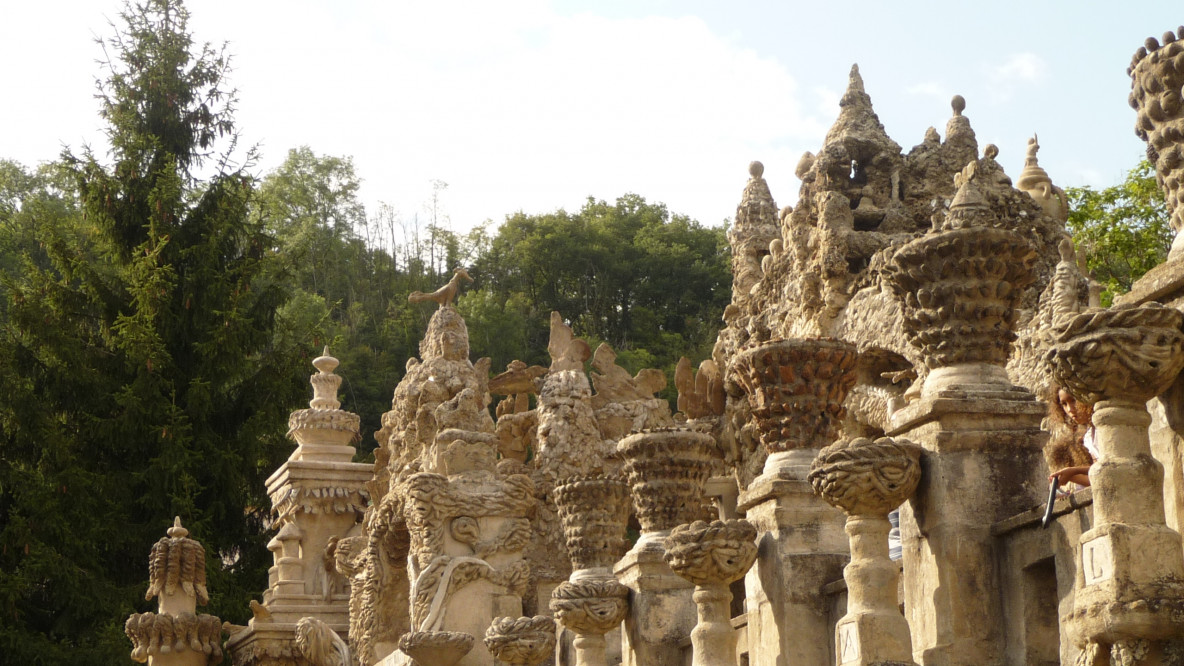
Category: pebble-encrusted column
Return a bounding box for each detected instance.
[1129,27,1184,259]
[809,437,922,666]
[664,520,758,666]
[125,518,224,666]
[729,338,858,666]
[484,616,557,666]
[1047,303,1184,662]
[880,154,1049,666]
[615,427,715,666]
[551,475,632,666]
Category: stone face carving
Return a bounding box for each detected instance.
[550,580,629,666]
[1017,135,1068,223]
[809,437,921,666]
[1130,27,1184,259]
[294,617,350,666]
[408,267,474,308]
[1047,302,1184,654]
[728,338,857,475]
[483,616,558,665]
[126,518,224,665]
[663,519,758,666]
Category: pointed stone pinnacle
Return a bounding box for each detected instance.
[848,63,865,92]
[749,161,764,178]
[167,516,188,538]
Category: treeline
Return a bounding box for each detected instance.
[0,1,730,663]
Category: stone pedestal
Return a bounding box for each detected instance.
[664,520,758,666]
[809,437,922,666]
[1048,304,1184,659]
[615,428,716,666]
[484,616,557,665]
[887,392,1047,665]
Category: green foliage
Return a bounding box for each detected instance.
[1066,159,1171,305]
[0,2,307,662]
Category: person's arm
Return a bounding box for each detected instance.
[1050,465,1091,488]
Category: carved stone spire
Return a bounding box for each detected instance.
[1015,134,1068,222]
[126,518,224,664]
[287,348,362,461]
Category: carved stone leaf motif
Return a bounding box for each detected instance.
[663,519,759,587]
[618,428,717,532]
[125,612,224,664]
[808,437,922,516]
[146,519,209,605]
[550,579,630,636]
[1046,303,1184,404]
[483,616,557,665]
[294,616,349,666]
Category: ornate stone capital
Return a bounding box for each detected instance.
[552,475,632,571]
[550,580,630,636]
[125,612,224,664]
[1046,303,1184,405]
[663,519,758,587]
[808,437,922,516]
[728,338,857,454]
[618,428,716,533]
[483,616,557,665]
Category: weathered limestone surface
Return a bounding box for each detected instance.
[126,518,223,666]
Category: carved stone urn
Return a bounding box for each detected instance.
[550,580,630,666]
[398,631,475,666]
[1046,303,1184,654]
[552,474,632,581]
[1130,27,1184,258]
[883,226,1036,397]
[483,616,557,665]
[617,427,716,552]
[728,338,858,476]
[809,437,922,666]
[664,519,758,666]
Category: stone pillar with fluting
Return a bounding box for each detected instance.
[809,437,922,666]
[880,154,1051,665]
[1047,303,1184,661]
[615,428,716,666]
[484,616,558,666]
[728,337,858,666]
[664,520,758,666]
[125,518,224,666]
[550,475,632,666]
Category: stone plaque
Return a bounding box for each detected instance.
[1082,536,1114,586]
[838,621,861,664]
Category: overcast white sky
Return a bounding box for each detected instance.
[2,1,1181,233]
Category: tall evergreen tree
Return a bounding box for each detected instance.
[0,2,306,662]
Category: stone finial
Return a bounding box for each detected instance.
[1015,134,1068,222]
[808,437,922,516]
[483,616,557,665]
[547,311,592,372]
[552,474,632,574]
[1129,26,1184,258]
[951,95,966,117]
[309,347,342,410]
[147,517,209,607]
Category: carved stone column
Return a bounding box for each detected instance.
[484,616,557,665]
[1047,303,1184,660]
[615,427,715,666]
[809,437,922,666]
[729,338,858,666]
[664,520,758,666]
[1130,27,1184,260]
[125,518,223,666]
[551,475,632,666]
[880,157,1049,666]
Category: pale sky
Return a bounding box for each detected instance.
[2,1,1181,234]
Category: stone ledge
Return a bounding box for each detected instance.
[1115,256,1184,306]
